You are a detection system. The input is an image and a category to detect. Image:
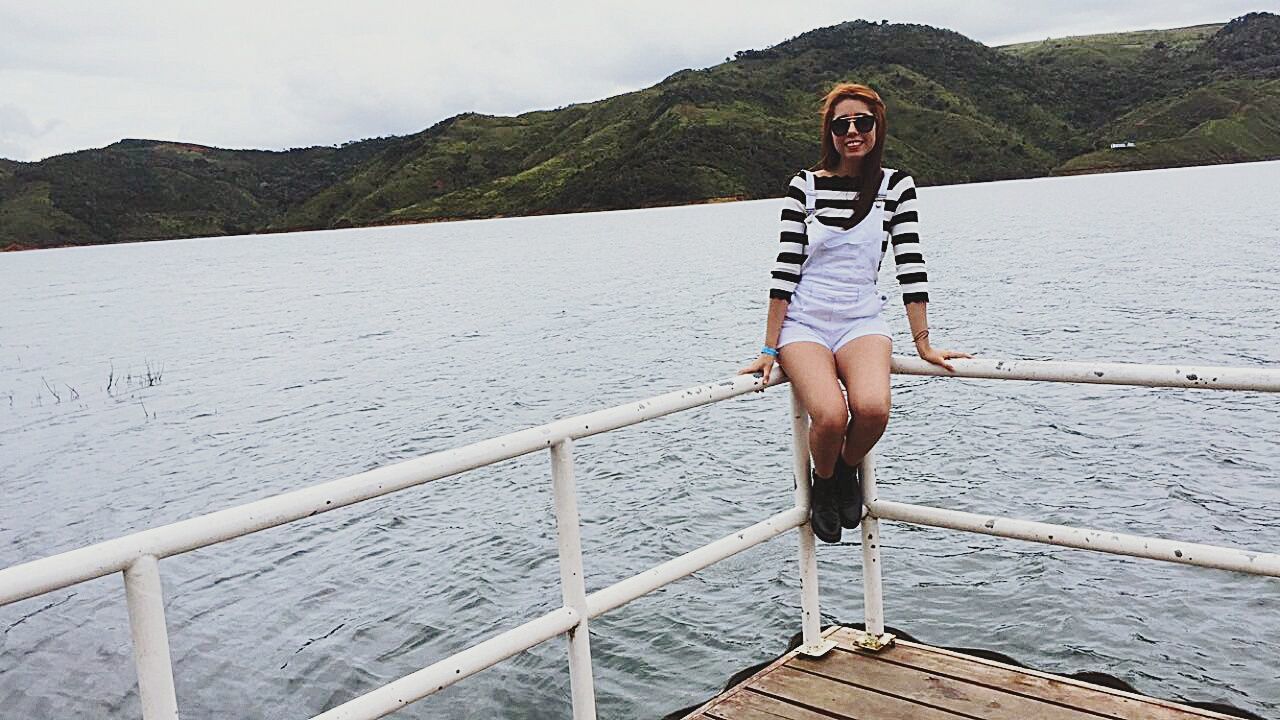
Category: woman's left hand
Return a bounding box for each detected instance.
[917,346,973,373]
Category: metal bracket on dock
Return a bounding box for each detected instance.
[849,629,896,652]
[796,638,839,657]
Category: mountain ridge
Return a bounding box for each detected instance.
[3,12,1278,250]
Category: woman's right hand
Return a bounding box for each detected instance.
[738,353,776,389]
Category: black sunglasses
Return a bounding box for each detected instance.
[831,114,876,136]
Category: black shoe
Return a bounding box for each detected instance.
[835,455,864,529]
[810,470,842,543]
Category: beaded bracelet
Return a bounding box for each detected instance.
[761,346,779,358]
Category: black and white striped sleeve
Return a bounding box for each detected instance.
[770,173,808,301]
[885,172,929,304]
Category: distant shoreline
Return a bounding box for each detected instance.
[4,157,1278,253]
[1051,153,1280,177]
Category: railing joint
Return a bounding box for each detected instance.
[848,629,896,653]
[796,638,839,657]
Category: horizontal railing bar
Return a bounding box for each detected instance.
[870,500,1280,577]
[0,372,774,607]
[315,507,806,720]
[4,357,1275,608]
[3,356,1275,720]
[310,606,580,720]
[585,506,807,618]
[892,356,1280,392]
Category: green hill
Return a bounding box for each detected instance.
[1058,78,1280,174]
[1041,13,1280,173]
[284,21,1077,230]
[3,12,1279,250]
[0,138,395,248]
[1000,23,1224,127]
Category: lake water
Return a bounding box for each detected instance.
[1,161,1278,718]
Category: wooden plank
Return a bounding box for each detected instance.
[680,626,842,720]
[829,628,1240,720]
[690,627,1240,720]
[791,647,1097,719]
[889,638,1245,720]
[707,690,834,720]
[748,665,968,719]
[704,702,787,720]
[866,640,1223,720]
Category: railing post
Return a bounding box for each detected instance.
[549,439,597,720]
[857,451,893,650]
[791,388,835,656]
[123,555,179,719]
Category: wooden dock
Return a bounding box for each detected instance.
[681,626,1240,720]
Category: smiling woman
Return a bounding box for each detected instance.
[740,82,971,544]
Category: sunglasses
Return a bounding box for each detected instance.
[831,114,876,136]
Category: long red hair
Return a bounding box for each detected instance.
[815,83,886,226]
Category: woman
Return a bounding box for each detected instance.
[739,83,970,544]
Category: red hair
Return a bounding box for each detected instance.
[815,83,886,226]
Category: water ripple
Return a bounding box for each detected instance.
[1,163,1278,718]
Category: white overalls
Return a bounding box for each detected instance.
[777,171,892,353]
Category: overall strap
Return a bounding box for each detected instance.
[875,169,892,268]
[803,170,816,216]
[877,168,891,197]
[799,170,817,265]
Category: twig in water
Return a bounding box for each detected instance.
[41,377,61,403]
[140,400,148,420]
[106,362,116,396]
[65,384,79,401]
[143,360,164,387]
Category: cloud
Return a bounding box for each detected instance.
[0,103,60,161]
[0,0,1274,161]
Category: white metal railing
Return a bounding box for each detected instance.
[1,357,1277,719]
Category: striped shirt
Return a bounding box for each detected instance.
[770,169,929,305]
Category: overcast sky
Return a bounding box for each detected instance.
[1,1,1275,162]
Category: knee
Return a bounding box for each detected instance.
[850,395,891,429]
[808,403,849,439]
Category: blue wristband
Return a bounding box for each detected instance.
[761,346,779,358]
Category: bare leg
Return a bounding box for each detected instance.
[834,335,892,466]
[778,341,847,477]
